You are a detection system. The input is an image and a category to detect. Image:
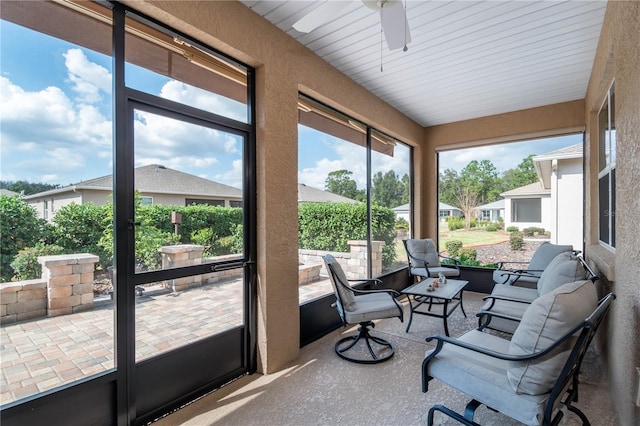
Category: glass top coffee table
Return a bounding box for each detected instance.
[401,278,468,337]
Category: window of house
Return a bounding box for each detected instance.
[481,210,491,221]
[598,83,616,249]
[512,198,541,222]
[140,196,154,206]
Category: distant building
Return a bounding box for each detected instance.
[0,189,20,197]
[475,199,505,222]
[393,202,462,223]
[24,164,243,221]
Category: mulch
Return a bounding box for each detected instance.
[473,239,545,266]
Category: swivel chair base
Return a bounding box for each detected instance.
[334,321,395,364]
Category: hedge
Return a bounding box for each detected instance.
[298,202,397,268]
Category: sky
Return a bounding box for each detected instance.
[1,18,580,193]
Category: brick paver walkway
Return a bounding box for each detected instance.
[1,276,334,405]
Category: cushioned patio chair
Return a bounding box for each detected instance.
[478,252,596,334]
[493,242,574,288]
[422,280,615,426]
[403,238,460,282]
[322,254,404,364]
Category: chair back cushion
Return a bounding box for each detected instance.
[323,255,357,311]
[528,242,573,272]
[405,239,440,268]
[507,280,597,395]
[536,252,587,296]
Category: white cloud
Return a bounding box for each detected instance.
[63,48,112,103]
[214,159,243,188]
[439,135,582,174]
[159,80,246,122]
[0,75,112,183]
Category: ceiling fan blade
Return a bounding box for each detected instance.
[293,2,350,33]
[380,1,411,50]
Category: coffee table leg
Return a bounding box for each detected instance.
[405,295,414,332]
[443,299,450,337]
[459,290,467,318]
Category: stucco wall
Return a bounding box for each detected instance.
[584,2,640,425]
[122,0,424,374]
[555,158,583,249]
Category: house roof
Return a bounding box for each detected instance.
[476,199,505,210]
[297,184,358,203]
[534,143,584,189]
[392,202,461,213]
[24,165,242,199]
[501,182,550,198]
[1,189,19,197]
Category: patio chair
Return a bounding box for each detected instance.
[322,254,404,364]
[403,238,460,282]
[478,252,596,334]
[493,242,574,288]
[422,280,615,426]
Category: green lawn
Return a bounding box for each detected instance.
[438,224,509,251]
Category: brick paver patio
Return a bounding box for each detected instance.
[0,276,334,405]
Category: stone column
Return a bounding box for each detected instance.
[39,253,98,317]
[158,245,205,291]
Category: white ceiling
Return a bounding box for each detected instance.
[239,0,607,127]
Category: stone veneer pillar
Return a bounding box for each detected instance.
[158,245,205,291]
[38,253,98,317]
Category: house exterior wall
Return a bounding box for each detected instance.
[584,2,640,425]
[27,191,83,220]
[554,157,583,249]
[124,0,424,374]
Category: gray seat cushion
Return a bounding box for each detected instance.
[344,292,403,323]
[410,266,460,278]
[425,330,550,425]
[508,280,597,395]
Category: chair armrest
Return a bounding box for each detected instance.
[438,254,461,270]
[482,294,536,305]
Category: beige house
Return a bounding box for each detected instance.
[25,164,243,220]
[502,143,584,249]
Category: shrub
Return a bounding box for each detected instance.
[485,224,498,232]
[447,217,464,231]
[506,226,519,232]
[50,202,111,266]
[445,240,463,257]
[510,231,524,251]
[11,244,66,281]
[469,218,478,228]
[0,195,48,281]
[458,248,477,262]
[523,227,545,237]
[395,217,409,231]
[298,202,397,268]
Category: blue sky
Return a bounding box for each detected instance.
[1,19,580,192]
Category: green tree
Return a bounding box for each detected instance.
[400,173,410,205]
[459,159,500,204]
[0,195,47,281]
[438,168,460,207]
[371,170,404,208]
[0,180,60,195]
[501,154,538,191]
[325,169,364,201]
